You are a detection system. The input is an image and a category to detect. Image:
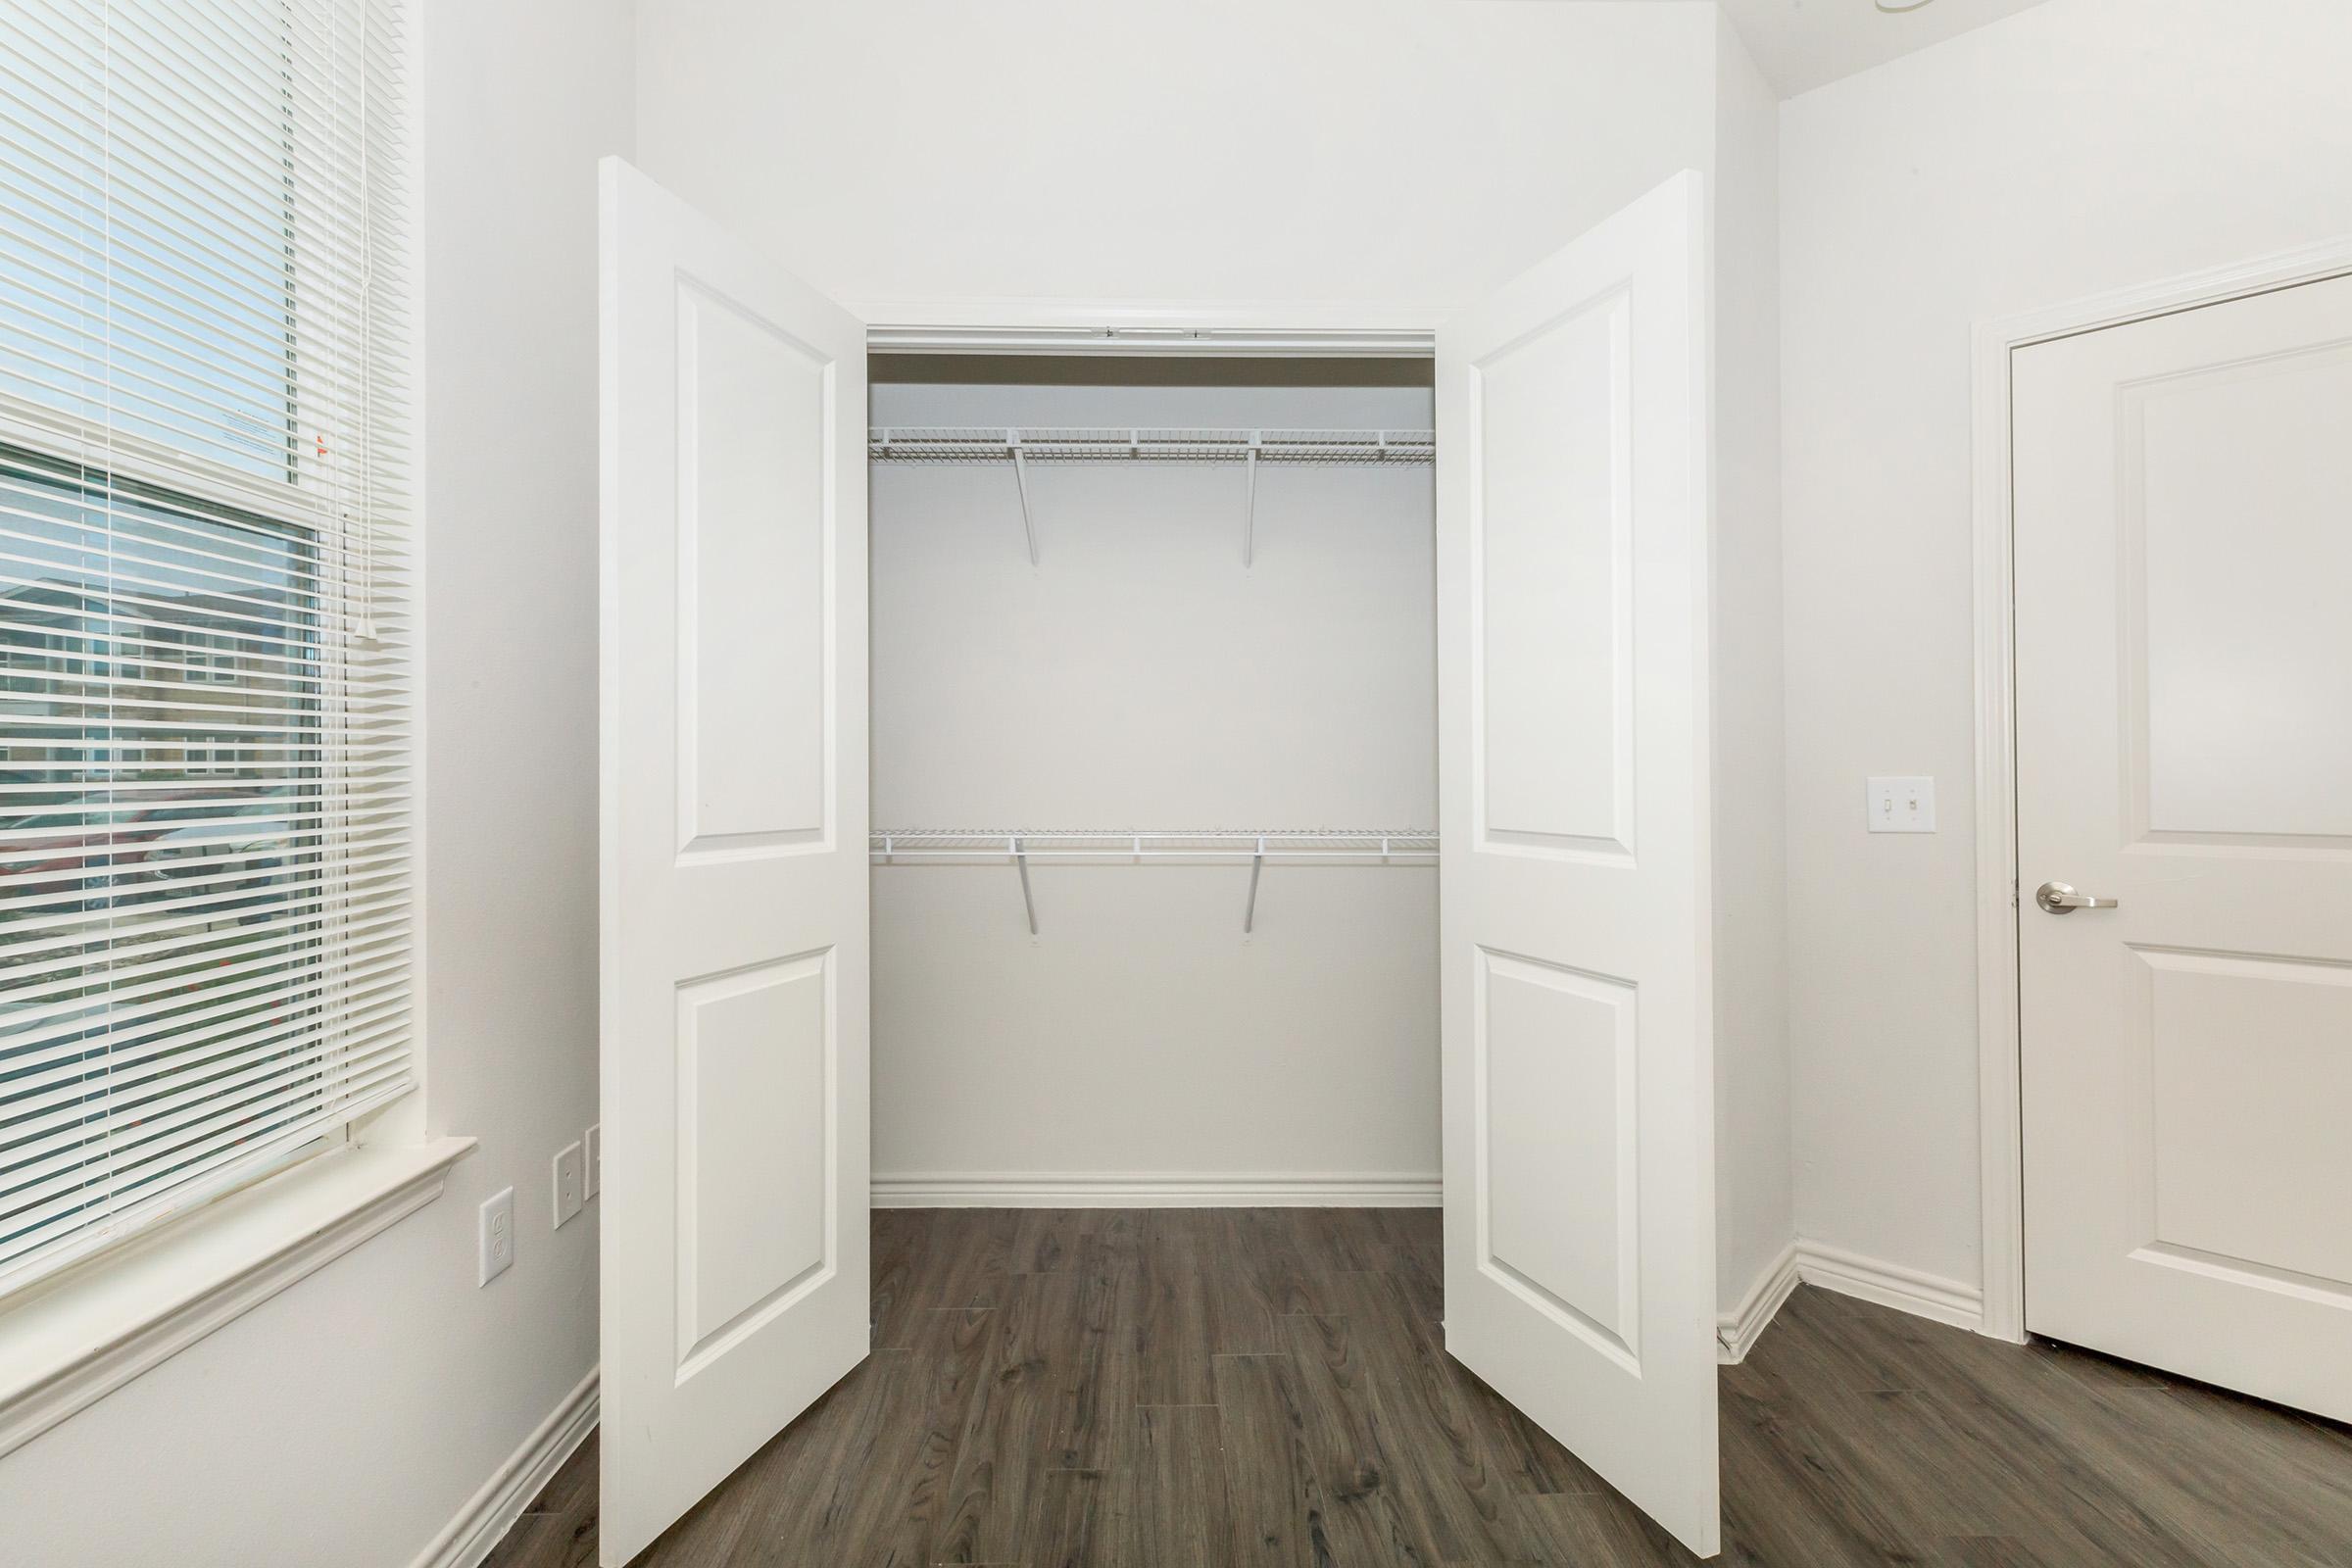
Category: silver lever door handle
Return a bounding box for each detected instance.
[2035,880,2120,914]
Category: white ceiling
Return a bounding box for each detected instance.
[1711,0,2055,96]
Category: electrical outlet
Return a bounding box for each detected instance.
[554,1142,585,1228]
[478,1187,514,1286]
[584,1123,601,1200]
[1867,775,1936,834]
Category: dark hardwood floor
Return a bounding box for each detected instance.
[486,1207,2352,1567]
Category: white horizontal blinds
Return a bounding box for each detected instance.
[0,0,412,1287]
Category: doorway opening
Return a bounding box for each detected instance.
[864,351,1443,1211]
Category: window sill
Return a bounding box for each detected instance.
[0,1136,474,1458]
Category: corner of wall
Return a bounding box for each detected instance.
[1707,7,1796,1315]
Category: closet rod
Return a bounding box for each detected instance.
[867,426,1436,465]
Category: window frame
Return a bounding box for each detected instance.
[0,0,443,1446]
[0,431,377,1295]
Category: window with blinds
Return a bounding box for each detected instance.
[0,0,413,1290]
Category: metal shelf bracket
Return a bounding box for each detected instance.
[1243,834,1266,935]
[1242,436,1261,566]
[1011,832,1038,936]
[1006,429,1040,565]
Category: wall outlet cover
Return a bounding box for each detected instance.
[554,1143,585,1228]
[479,1187,515,1286]
[584,1123,602,1200]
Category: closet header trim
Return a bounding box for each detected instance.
[864,325,1438,358]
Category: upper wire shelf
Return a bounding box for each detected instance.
[867,427,1434,567]
[868,426,1436,466]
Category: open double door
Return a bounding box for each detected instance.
[597,158,1722,1564]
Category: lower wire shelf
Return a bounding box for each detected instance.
[867,829,1439,936]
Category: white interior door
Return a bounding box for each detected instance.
[1437,170,1719,1557]
[598,157,870,1565]
[2015,270,2352,1423]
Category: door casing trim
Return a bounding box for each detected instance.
[1970,233,2352,1345]
[854,297,1448,358]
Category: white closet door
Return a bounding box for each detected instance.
[598,157,870,1567]
[1436,171,1719,1557]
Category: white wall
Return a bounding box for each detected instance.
[0,1,633,1561]
[634,0,1720,309]
[870,381,1440,1188]
[1781,0,2352,1290]
[1707,15,1792,1313]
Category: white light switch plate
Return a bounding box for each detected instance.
[583,1123,601,1200]
[478,1187,514,1286]
[553,1143,585,1229]
[1868,775,1936,834]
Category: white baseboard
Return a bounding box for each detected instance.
[1791,1240,1984,1333]
[870,1170,1442,1208]
[1714,1239,1985,1362]
[1716,1240,1800,1364]
[409,1366,599,1568]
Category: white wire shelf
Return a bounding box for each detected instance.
[870,829,1438,859]
[867,427,1435,568]
[869,829,1438,937]
[868,427,1436,465]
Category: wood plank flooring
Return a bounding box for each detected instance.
[486,1208,2352,1567]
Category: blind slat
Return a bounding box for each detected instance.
[2,1033,413,1184]
[0,1056,412,1238]
[0,1081,412,1278]
[1,900,410,1010]
[0,841,411,917]
[2,953,412,1079]
[2,996,411,1124]
[0,1075,414,1276]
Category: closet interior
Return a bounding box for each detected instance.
[865,356,1445,1196]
